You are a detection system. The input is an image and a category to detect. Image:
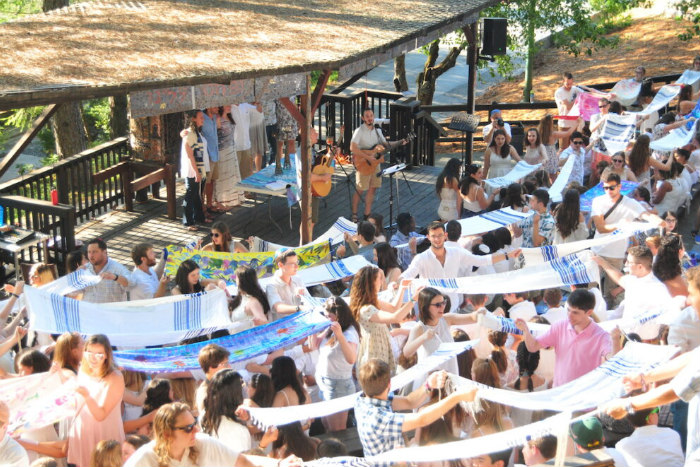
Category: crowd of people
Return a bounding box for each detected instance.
[2,60,700,467]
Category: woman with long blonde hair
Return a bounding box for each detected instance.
[350,266,419,375]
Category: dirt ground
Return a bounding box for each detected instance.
[437,12,700,155]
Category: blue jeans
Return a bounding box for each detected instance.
[318,376,356,401]
[183,177,204,226]
[266,124,277,166]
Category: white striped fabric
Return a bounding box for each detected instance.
[600,113,638,155]
[24,286,234,347]
[548,149,576,203]
[650,119,699,152]
[252,217,357,252]
[40,269,102,296]
[484,161,542,194]
[628,84,681,116]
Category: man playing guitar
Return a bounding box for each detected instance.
[350,108,407,222]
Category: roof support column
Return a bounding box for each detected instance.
[464,21,478,166]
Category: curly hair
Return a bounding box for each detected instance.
[627,134,651,177]
[349,266,379,321]
[153,402,199,467]
[653,235,683,282]
[489,129,510,158]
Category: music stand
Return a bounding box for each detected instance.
[379,163,408,235]
[448,112,480,167]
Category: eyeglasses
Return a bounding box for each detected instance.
[430,300,447,308]
[85,351,105,360]
[211,232,220,238]
[572,141,584,145]
[174,417,198,433]
[603,185,619,191]
[613,159,624,163]
[598,104,609,108]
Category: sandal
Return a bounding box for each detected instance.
[351,213,359,223]
[186,225,199,232]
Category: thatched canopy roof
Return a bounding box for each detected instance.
[0,0,497,110]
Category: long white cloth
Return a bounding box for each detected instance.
[409,251,599,295]
[520,222,655,266]
[252,217,356,251]
[601,113,638,155]
[24,286,234,347]
[455,207,533,237]
[677,70,700,87]
[650,119,699,152]
[484,161,542,194]
[548,149,577,203]
[610,79,642,106]
[40,268,101,295]
[628,84,681,116]
[245,341,476,428]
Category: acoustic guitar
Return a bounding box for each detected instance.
[352,132,415,176]
[311,144,339,197]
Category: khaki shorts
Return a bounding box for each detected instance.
[311,196,320,223]
[207,161,219,181]
[356,167,382,191]
[238,149,253,180]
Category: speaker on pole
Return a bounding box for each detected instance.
[482,18,507,56]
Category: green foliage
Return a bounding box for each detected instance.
[310,70,339,89]
[673,0,700,40]
[82,98,111,146]
[15,163,34,176]
[0,0,41,23]
[41,153,60,167]
[0,106,44,131]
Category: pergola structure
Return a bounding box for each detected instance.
[0,0,498,242]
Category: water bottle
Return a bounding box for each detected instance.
[51,185,58,205]
[0,205,4,226]
[529,91,535,104]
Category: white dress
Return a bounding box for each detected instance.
[488,152,515,178]
[437,187,459,221]
[654,178,685,216]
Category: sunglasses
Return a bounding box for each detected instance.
[603,185,619,191]
[572,141,584,145]
[613,159,624,163]
[598,104,608,108]
[174,417,198,433]
[85,351,105,360]
[430,300,447,308]
[211,232,220,238]
[646,407,659,423]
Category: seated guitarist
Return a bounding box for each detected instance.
[350,108,406,223]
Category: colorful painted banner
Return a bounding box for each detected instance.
[569,92,602,121]
[164,242,330,283]
[114,309,330,372]
[0,372,79,435]
[252,217,356,252]
[579,181,638,212]
[25,287,234,347]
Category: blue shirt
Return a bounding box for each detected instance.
[201,112,219,162]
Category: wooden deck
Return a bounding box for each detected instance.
[74,161,445,266]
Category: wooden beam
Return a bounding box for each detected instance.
[300,77,313,244]
[310,70,331,114]
[0,104,60,178]
[279,97,305,129]
[131,168,165,192]
[92,161,130,185]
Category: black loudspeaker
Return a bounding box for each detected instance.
[482,18,507,56]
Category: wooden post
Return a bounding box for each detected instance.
[300,76,313,244]
[165,163,177,220]
[465,22,478,166]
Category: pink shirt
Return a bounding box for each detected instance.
[536,319,611,387]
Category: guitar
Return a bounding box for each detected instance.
[353,132,415,176]
[311,143,339,197]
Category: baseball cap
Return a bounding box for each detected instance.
[490,109,502,117]
[570,417,603,450]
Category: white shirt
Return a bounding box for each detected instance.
[124,433,239,467]
[316,326,360,380]
[667,306,700,352]
[554,85,583,127]
[401,246,493,313]
[180,130,210,178]
[0,435,29,467]
[211,417,252,453]
[558,146,585,186]
[265,270,306,321]
[618,272,673,339]
[671,346,700,464]
[351,124,387,150]
[129,267,160,301]
[230,104,254,151]
[615,425,684,467]
[482,122,512,141]
[542,306,567,324]
[591,195,646,258]
[508,300,537,322]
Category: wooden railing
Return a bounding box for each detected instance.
[0,195,76,271]
[0,137,130,224]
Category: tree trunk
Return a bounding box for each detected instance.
[393,55,408,92]
[416,39,465,106]
[522,0,537,102]
[109,95,129,138]
[42,0,68,12]
[129,116,164,162]
[51,103,88,158]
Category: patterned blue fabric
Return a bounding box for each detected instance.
[173,293,203,331]
[480,209,527,226]
[580,181,638,212]
[549,254,592,285]
[50,294,80,333]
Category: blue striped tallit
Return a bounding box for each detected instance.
[252,217,357,252]
[628,85,680,116]
[650,118,699,152]
[549,253,592,285]
[483,161,542,194]
[600,113,637,155]
[173,293,203,331]
[676,69,700,86]
[50,293,81,333]
[40,269,102,296]
[479,208,529,226]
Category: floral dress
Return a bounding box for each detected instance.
[357,304,396,375]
